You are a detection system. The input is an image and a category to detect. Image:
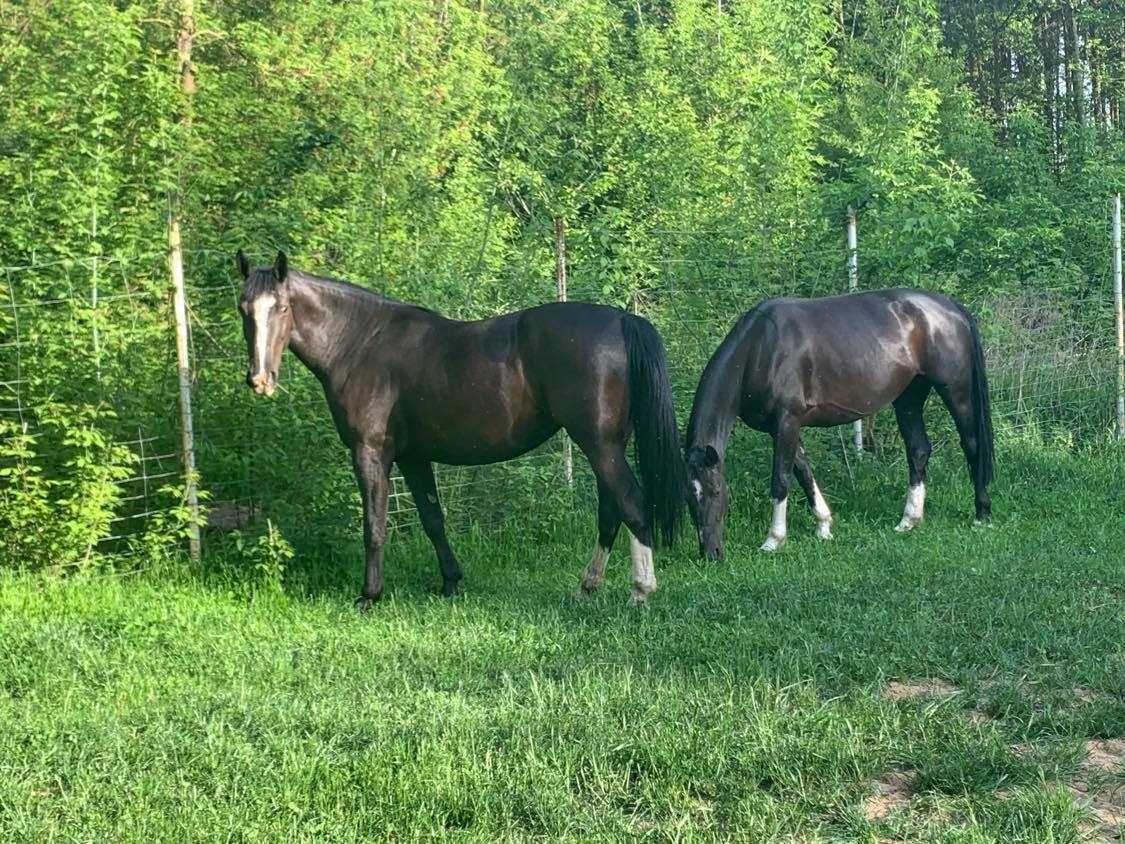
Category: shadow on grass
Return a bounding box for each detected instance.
[172,441,1125,702]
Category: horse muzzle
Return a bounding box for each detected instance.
[247,371,276,397]
[700,541,723,562]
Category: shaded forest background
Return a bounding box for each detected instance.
[1,0,1123,568]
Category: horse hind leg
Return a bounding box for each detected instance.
[935,380,991,524]
[792,440,832,540]
[579,439,657,604]
[892,378,933,533]
[577,478,622,596]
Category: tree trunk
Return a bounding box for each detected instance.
[1063,1,1083,126]
[1038,10,1058,165]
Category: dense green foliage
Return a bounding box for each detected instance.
[1,1,1123,566]
[0,7,1122,837]
[1,447,1122,839]
[3,1,1121,290]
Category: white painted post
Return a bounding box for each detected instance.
[1113,193,1123,439]
[555,217,574,486]
[847,205,863,452]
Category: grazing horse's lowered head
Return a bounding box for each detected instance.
[237,249,293,397]
[685,444,726,561]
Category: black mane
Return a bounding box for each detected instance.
[247,265,438,317]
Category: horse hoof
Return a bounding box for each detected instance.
[354,595,380,614]
[759,535,785,552]
[816,522,833,540]
[894,518,919,533]
[440,581,461,598]
[576,580,601,599]
[629,582,657,606]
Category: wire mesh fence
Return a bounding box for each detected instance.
[1,217,1120,566]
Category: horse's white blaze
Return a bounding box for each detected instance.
[760,496,788,551]
[895,482,925,532]
[252,293,276,377]
[691,479,703,501]
[628,532,656,603]
[811,481,833,540]
[579,543,610,594]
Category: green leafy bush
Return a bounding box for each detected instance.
[0,403,135,570]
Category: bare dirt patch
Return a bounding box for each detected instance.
[966,707,997,726]
[864,770,917,822]
[884,679,958,701]
[1069,738,1125,841]
[1073,687,1114,705]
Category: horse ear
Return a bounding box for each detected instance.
[236,249,250,280]
[703,445,720,468]
[274,250,288,282]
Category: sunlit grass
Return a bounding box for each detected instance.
[0,442,1122,840]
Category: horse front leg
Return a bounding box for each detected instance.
[352,439,392,612]
[793,440,833,540]
[761,417,800,552]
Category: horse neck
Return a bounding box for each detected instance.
[686,339,747,460]
[286,274,385,378]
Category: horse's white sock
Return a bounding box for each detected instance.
[628,533,656,603]
[760,496,788,551]
[811,481,833,539]
[895,482,925,532]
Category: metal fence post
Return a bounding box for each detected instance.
[847,205,863,452]
[555,217,574,487]
[1113,193,1123,439]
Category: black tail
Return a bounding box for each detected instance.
[622,314,687,547]
[966,309,994,487]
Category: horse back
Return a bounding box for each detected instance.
[739,289,973,425]
[386,302,630,463]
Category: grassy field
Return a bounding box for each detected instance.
[1,442,1122,841]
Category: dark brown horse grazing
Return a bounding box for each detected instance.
[236,250,686,607]
[684,289,994,560]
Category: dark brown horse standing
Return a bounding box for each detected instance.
[685,289,993,559]
[236,250,686,607]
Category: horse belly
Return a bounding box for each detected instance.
[418,414,558,465]
[402,374,558,466]
[802,362,918,426]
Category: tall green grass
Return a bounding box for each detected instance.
[0,442,1122,841]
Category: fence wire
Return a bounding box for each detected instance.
[0,228,1118,563]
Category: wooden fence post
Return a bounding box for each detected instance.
[170,0,200,558]
[1113,193,1123,439]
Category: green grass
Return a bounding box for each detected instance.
[1,442,1122,841]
